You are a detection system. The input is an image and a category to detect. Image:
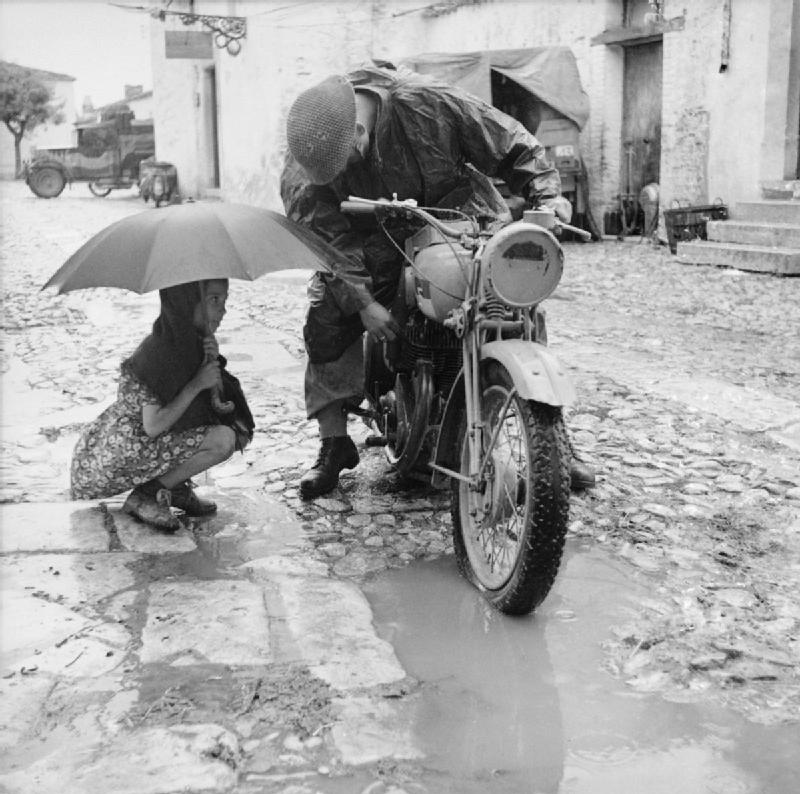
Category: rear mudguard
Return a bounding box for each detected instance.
[430,340,575,488]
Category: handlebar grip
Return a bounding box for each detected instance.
[559,222,593,241]
[340,200,379,215]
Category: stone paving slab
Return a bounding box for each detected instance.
[112,509,197,553]
[0,675,53,752]
[0,591,131,678]
[1,591,95,675]
[276,573,406,690]
[0,550,138,610]
[331,694,422,766]
[0,502,111,553]
[140,580,271,665]
[0,723,238,794]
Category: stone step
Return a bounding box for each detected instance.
[707,220,800,248]
[760,179,800,199]
[676,240,800,275]
[735,200,800,224]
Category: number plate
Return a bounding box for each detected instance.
[554,144,575,157]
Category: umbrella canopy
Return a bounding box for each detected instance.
[43,201,349,294]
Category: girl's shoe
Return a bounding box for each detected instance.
[122,485,180,531]
[171,480,217,516]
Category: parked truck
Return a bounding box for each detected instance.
[25,106,155,199]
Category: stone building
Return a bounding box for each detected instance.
[147,0,798,235]
[92,86,155,126]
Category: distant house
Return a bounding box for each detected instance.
[93,85,154,124]
[0,61,75,179]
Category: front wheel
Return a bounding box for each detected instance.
[88,182,112,197]
[28,167,65,198]
[451,362,570,615]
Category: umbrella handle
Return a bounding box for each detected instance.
[199,282,235,415]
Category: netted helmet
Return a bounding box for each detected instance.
[286,75,356,184]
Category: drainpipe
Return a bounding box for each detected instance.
[720,0,731,73]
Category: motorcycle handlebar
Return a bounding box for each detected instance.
[340,196,469,239]
[339,200,380,215]
[557,222,593,242]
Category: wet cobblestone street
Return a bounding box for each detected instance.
[2,179,799,792]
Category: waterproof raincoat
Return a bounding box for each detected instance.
[280,65,562,408]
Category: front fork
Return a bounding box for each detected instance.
[460,326,517,506]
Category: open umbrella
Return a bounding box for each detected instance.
[43,201,349,414]
[42,201,349,294]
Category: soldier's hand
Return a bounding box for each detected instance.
[359,302,400,342]
[543,196,573,224]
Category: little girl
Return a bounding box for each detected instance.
[71,279,254,530]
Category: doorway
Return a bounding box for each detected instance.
[621,40,663,232]
[202,65,220,189]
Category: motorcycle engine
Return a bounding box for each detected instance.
[397,312,461,386]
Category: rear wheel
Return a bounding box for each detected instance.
[29,167,65,198]
[451,361,570,615]
[88,182,112,197]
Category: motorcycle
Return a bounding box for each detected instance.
[341,195,591,615]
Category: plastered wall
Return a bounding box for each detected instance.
[150,0,796,221]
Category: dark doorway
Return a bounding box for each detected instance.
[621,41,663,229]
[203,65,220,189]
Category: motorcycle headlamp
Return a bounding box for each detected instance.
[481,222,563,308]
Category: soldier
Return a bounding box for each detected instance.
[281,65,594,499]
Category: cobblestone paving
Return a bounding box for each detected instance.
[2,178,800,740]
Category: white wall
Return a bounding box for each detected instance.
[149,6,217,198]
[149,0,797,218]
[660,0,797,216]
[216,0,375,208]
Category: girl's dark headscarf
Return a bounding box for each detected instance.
[124,280,223,432]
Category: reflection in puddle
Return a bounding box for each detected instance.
[364,545,797,793]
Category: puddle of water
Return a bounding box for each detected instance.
[364,545,800,793]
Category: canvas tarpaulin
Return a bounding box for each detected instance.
[400,47,590,130]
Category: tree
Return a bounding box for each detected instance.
[0,63,64,178]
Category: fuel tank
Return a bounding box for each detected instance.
[410,243,474,322]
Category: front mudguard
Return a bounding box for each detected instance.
[480,340,575,406]
[430,340,575,488]
[27,159,72,182]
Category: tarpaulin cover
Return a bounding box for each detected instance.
[400,47,590,130]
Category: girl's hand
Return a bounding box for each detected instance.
[192,359,222,392]
[202,335,219,361]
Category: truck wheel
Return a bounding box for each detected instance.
[29,167,66,198]
[88,182,112,197]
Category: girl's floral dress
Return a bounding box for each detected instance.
[71,364,211,500]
